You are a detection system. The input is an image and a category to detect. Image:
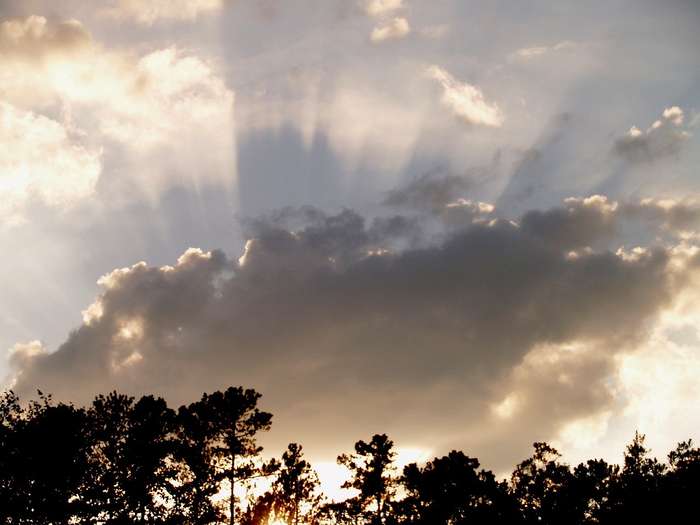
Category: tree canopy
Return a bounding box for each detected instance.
[0,387,698,525]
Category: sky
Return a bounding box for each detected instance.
[1,0,700,495]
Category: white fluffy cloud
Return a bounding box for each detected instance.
[1,21,234,152]
[0,16,235,215]
[93,47,234,153]
[363,0,404,17]
[0,102,101,225]
[427,65,504,128]
[371,17,410,43]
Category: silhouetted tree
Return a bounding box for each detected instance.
[511,442,589,525]
[122,395,178,523]
[0,391,22,524]
[271,443,322,524]
[318,498,364,525]
[3,386,700,525]
[602,432,665,524]
[240,492,274,525]
[337,434,397,525]
[400,450,518,524]
[662,439,700,523]
[177,387,275,525]
[10,394,90,524]
[81,392,135,523]
[175,400,225,524]
[80,393,177,524]
[239,443,321,525]
[571,458,618,524]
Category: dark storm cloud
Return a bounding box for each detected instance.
[9,195,693,466]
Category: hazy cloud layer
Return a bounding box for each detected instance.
[101,0,225,25]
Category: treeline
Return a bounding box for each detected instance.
[1,387,698,524]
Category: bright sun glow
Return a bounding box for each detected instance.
[313,446,432,502]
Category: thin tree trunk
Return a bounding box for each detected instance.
[229,453,236,525]
[293,481,299,525]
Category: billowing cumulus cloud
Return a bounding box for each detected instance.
[93,47,234,154]
[614,106,692,163]
[0,15,235,213]
[371,17,410,43]
[0,16,94,107]
[102,0,225,25]
[9,193,700,467]
[8,340,48,372]
[0,102,101,225]
[426,66,504,128]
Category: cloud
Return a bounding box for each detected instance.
[615,301,700,462]
[519,195,619,252]
[0,101,101,225]
[510,41,576,61]
[101,0,225,25]
[622,198,700,234]
[383,172,473,212]
[8,340,48,370]
[382,171,499,231]
[363,0,404,17]
[93,47,234,153]
[261,78,427,173]
[490,340,616,456]
[0,16,235,212]
[426,66,504,128]
[0,15,91,60]
[8,195,697,467]
[419,24,450,40]
[614,106,692,163]
[371,17,410,43]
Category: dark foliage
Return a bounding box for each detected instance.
[0,387,698,525]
